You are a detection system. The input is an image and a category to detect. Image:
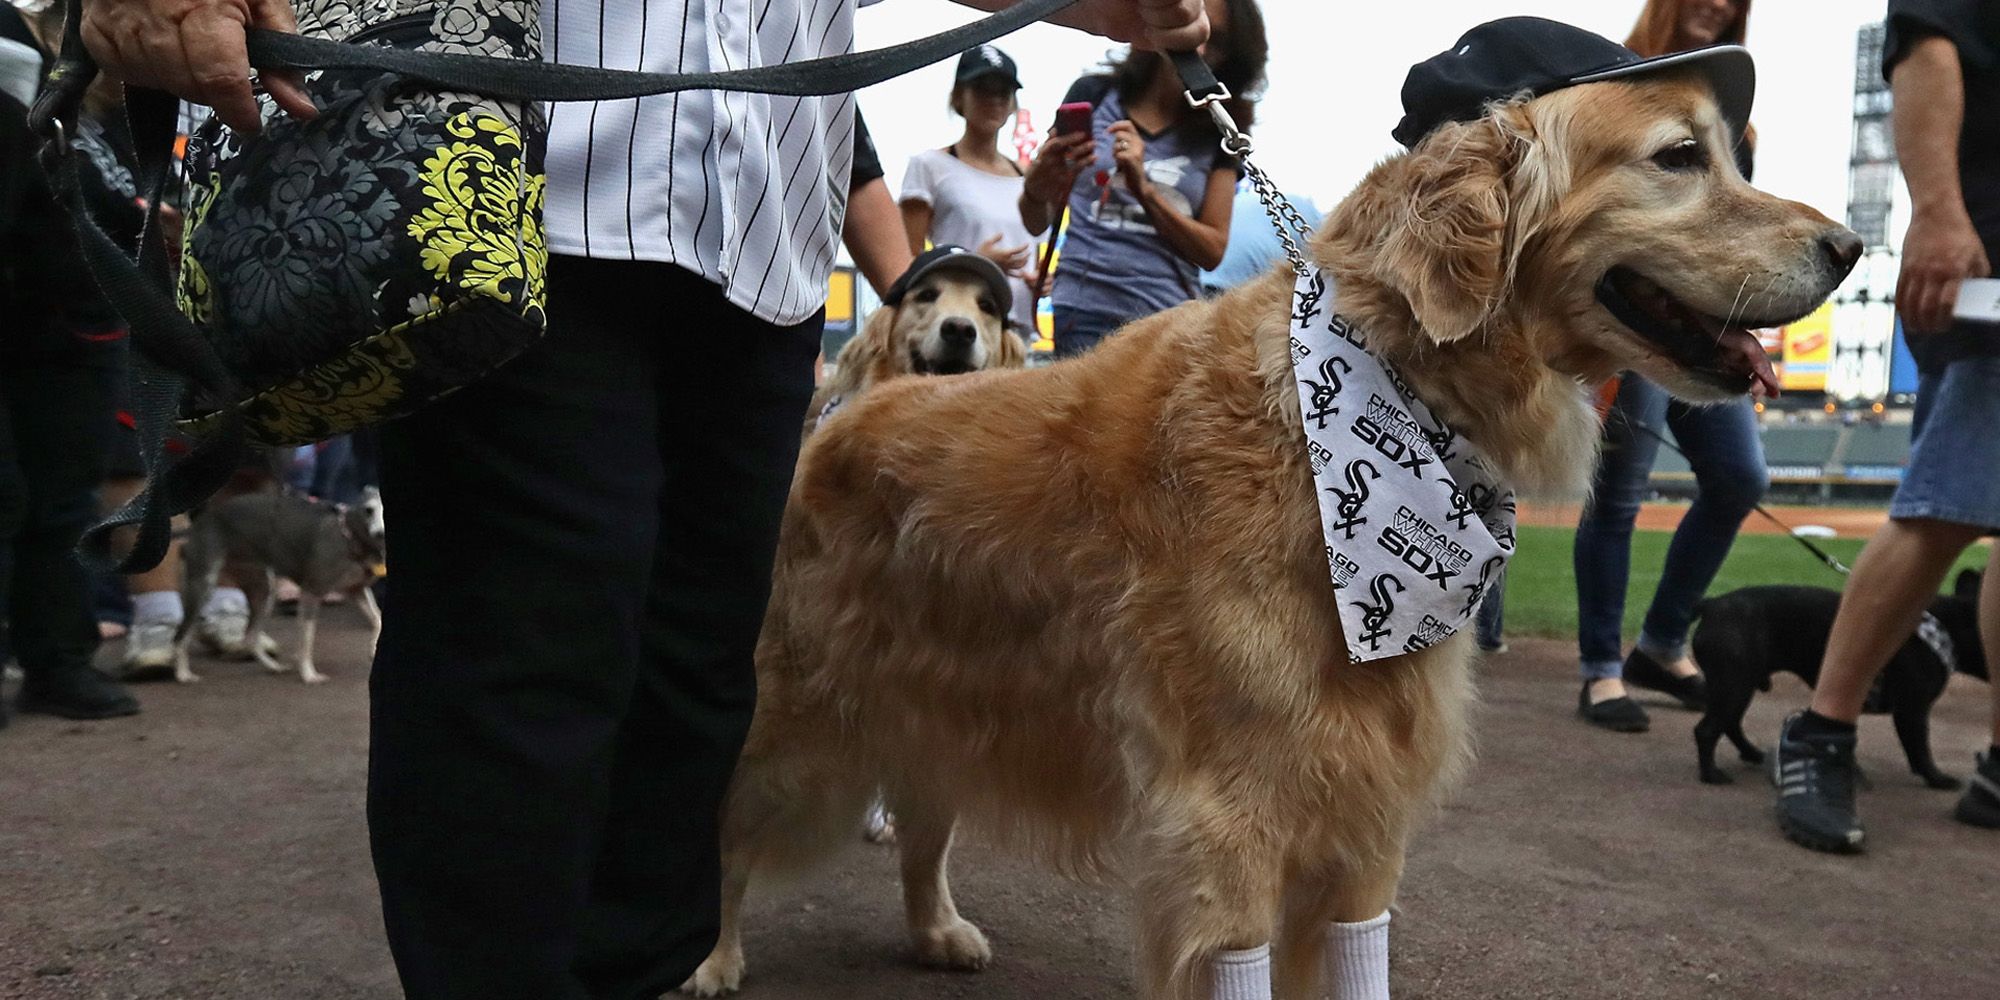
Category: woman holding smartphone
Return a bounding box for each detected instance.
[1019,0,1268,357]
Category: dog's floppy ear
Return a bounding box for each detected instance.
[1374,112,1522,343]
[996,321,1028,369]
[1955,568,1983,602]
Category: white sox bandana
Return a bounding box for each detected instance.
[1288,268,1518,663]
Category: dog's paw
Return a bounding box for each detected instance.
[1738,746,1767,765]
[173,671,202,684]
[300,668,329,685]
[913,917,992,972]
[1699,768,1734,785]
[1921,771,1963,791]
[679,949,744,996]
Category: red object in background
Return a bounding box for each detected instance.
[1012,109,1039,168]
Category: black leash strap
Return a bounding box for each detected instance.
[1614,410,1854,577]
[247,0,1082,100]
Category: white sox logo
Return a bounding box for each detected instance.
[1440,479,1500,529]
[1379,505,1473,591]
[1402,614,1454,653]
[1301,356,1352,429]
[1324,458,1379,540]
[1289,336,1311,367]
[1292,271,1326,327]
[1351,573,1404,651]
[1351,394,1436,478]
[1460,554,1505,616]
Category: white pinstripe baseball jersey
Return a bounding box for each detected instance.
[542,0,865,325]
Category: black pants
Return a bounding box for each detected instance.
[368,257,821,1000]
[0,356,112,677]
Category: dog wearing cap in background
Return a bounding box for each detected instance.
[1691,573,1988,787]
[808,246,1026,435]
[687,18,1860,1000]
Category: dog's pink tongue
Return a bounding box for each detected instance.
[1718,328,1781,398]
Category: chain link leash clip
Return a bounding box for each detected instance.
[1185,83,1315,277]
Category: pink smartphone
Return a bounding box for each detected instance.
[1053,101,1093,136]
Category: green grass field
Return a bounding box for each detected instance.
[1498,525,1992,641]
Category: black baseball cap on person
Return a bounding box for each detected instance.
[1392,17,1754,148]
[954,44,1021,90]
[882,246,1014,315]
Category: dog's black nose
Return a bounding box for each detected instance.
[1820,228,1864,277]
[939,318,976,347]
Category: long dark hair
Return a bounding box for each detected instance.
[1105,0,1268,132]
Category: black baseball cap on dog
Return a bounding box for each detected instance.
[955,44,1021,89]
[882,246,1014,315]
[1393,16,1754,147]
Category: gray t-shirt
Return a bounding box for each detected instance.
[1051,79,1235,322]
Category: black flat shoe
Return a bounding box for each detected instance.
[1621,648,1707,710]
[1578,682,1650,732]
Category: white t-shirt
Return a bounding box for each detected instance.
[899,147,1038,331]
[540,0,865,326]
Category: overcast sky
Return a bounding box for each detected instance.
[852,0,1887,242]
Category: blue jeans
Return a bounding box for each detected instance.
[1053,305,1134,359]
[1574,374,1767,680]
[1890,354,2000,531]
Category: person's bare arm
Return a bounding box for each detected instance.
[82,0,314,131]
[949,0,1207,50]
[1892,33,1991,333]
[899,198,934,256]
[844,177,917,296]
[1134,164,1234,272]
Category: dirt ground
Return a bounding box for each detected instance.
[3,608,1996,1000]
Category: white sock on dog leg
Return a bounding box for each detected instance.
[1324,912,1390,1000]
[1210,944,1272,1000]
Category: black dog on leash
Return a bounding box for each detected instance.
[1689,571,1987,787]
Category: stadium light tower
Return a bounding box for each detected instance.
[1828,22,1899,408]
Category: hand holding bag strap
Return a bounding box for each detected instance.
[246,0,1084,101]
[34,0,251,572]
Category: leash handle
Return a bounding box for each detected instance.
[1168,50,1313,277]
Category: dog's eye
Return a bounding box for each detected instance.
[1652,139,1707,172]
[914,287,941,304]
[978,297,999,316]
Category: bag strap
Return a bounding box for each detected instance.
[246,0,1083,101]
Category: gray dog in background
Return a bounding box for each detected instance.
[173,488,386,684]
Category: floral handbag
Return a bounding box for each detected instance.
[177,0,547,445]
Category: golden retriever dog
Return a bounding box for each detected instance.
[809,256,1026,434]
[686,66,1858,999]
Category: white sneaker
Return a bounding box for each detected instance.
[198,606,277,660]
[123,619,180,676]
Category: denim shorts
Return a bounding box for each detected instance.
[1890,354,2000,531]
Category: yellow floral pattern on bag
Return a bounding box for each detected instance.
[407,113,547,314]
[176,170,222,326]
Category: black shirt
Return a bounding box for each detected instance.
[851,109,885,189]
[1884,0,2000,368]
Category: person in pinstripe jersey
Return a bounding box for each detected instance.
[82,1,1211,997]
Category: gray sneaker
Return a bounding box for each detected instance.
[123,619,180,678]
[1773,712,1865,853]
